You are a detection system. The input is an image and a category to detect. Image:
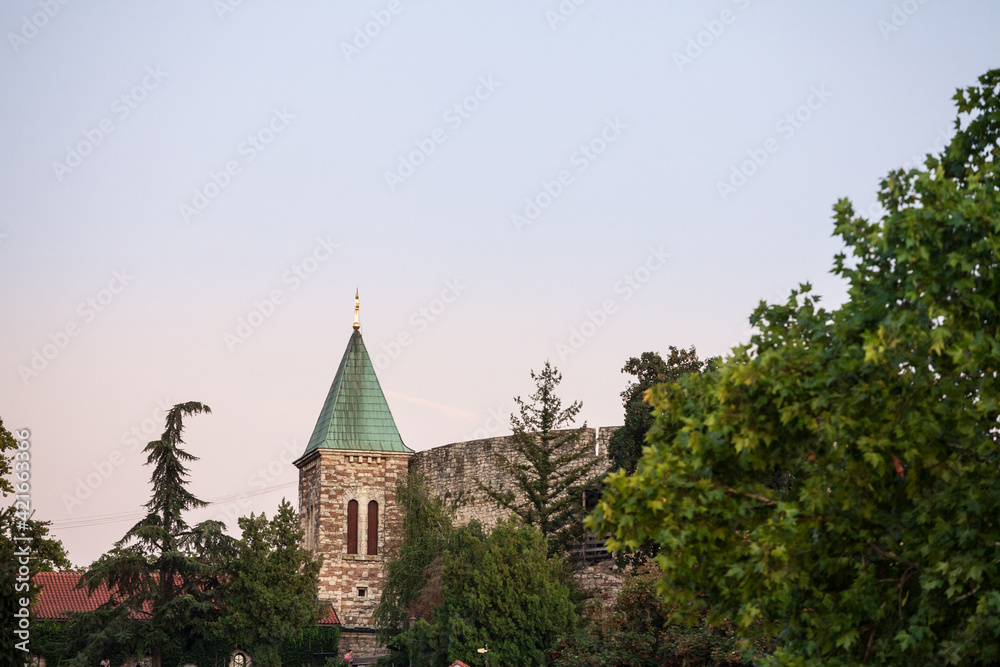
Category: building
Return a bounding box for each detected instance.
[294,297,620,659]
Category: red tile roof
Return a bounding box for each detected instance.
[318,603,339,625]
[34,572,339,625]
[449,661,471,667]
[33,572,124,619]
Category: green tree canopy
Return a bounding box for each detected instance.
[550,564,773,667]
[607,348,717,477]
[481,362,604,555]
[1,419,74,667]
[373,472,454,642]
[71,402,229,667]
[590,69,1000,666]
[393,519,578,667]
[212,499,324,667]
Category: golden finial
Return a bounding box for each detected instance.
[353,290,360,330]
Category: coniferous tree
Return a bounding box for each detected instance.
[72,402,229,667]
[212,499,324,667]
[481,362,603,555]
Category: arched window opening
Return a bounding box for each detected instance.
[367,500,379,555]
[347,499,358,554]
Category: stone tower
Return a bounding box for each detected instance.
[294,298,413,633]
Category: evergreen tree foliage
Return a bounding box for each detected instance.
[480,362,604,555]
[212,499,324,667]
[70,402,229,667]
[387,519,578,667]
[607,348,716,477]
[590,69,1000,665]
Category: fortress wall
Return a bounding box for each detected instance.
[409,426,619,528]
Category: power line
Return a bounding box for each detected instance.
[50,482,297,531]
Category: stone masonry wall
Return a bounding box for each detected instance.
[298,449,410,627]
[409,426,619,529]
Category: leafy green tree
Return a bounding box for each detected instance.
[212,499,324,667]
[390,518,578,667]
[607,350,718,569]
[0,416,16,496]
[71,402,230,667]
[607,348,717,477]
[481,362,604,555]
[590,69,1000,666]
[0,419,74,667]
[550,564,773,667]
[373,472,454,643]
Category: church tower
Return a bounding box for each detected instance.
[295,293,413,630]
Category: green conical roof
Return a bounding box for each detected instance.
[301,329,412,456]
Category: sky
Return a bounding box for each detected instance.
[1,1,998,567]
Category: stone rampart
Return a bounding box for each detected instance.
[409,426,619,528]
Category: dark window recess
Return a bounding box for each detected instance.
[358,587,367,597]
[367,500,379,555]
[347,500,358,554]
[584,488,602,512]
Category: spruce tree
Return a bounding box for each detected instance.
[73,402,228,667]
[481,362,603,555]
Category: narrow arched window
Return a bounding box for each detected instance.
[347,500,358,554]
[367,500,379,555]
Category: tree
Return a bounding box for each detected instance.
[0,416,16,496]
[391,518,578,667]
[373,472,454,643]
[550,564,773,667]
[607,348,717,476]
[212,499,324,667]
[590,69,1000,665]
[481,362,604,555]
[72,402,229,667]
[0,418,73,667]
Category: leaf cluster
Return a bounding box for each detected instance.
[551,564,773,667]
[589,69,1000,665]
[385,518,578,667]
